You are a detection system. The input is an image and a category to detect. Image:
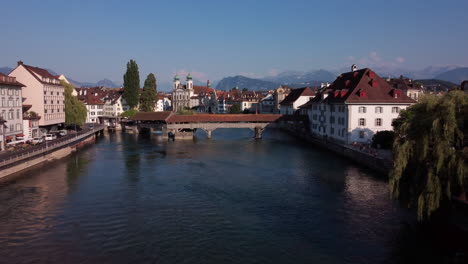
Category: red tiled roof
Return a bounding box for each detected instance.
[279,87,315,105]
[0,73,24,87]
[321,68,416,104]
[193,85,213,94]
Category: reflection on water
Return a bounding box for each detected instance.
[0,129,449,263]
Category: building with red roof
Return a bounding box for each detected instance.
[172,73,213,111]
[279,86,316,115]
[9,61,65,130]
[305,65,416,144]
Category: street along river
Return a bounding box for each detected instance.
[0,129,447,263]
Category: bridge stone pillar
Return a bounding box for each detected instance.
[254,126,264,139]
[206,129,212,139]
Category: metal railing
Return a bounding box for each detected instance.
[0,125,104,168]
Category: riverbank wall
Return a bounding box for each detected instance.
[281,124,392,176]
[0,132,98,181]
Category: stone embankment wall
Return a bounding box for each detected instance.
[0,134,96,181]
[282,124,392,176]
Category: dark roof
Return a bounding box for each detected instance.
[279,87,315,105]
[19,63,61,85]
[131,111,173,121]
[316,68,416,104]
[386,78,423,91]
[0,73,24,87]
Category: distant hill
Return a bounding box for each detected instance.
[0,67,13,75]
[414,79,459,92]
[434,67,468,84]
[215,76,280,91]
[263,69,336,84]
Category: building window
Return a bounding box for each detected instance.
[392,107,400,113]
[375,118,382,126]
[330,127,334,135]
[44,100,47,104]
[359,131,365,139]
[330,105,335,112]
[16,110,20,119]
[8,111,13,120]
[15,90,19,96]
[330,116,335,124]
[45,109,48,113]
[312,114,317,120]
[0,89,4,95]
[358,106,366,113]
[16,123,21,131]
[359,118,366,126]
[375,107,383,113]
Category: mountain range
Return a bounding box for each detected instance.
[2,65,467,91]
[214,66,468,91]
[0,66,121,88]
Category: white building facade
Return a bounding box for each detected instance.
[307,66,416,144]
[9,61,65,130]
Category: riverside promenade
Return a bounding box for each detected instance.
[0,124,105,179]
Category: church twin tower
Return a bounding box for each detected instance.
[173,73,193,90]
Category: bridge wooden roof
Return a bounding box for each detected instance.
[131,112,306,123]
[131,111,173,121]
[167,114,284,123]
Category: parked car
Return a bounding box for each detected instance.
[88,125,94,129]
[44,134,57,141]
[32,137,44,144]
[58,130,67,136]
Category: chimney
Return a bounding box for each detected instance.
[17,61,24,66]
[351,64,357,72]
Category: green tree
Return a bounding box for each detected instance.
[229,103,241,114]
[62,81,87,126]
[390,91,468,220]
[123,59,140,109]
[176,108,195,115]
[242,88,248,92]
[139,73,158,112]
[121,109,138,118]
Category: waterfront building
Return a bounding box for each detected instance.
[259,91,275,113]
[306,65,416,144]
[0,73,24,147]
[386,78,424,101]
[22,105,41,140]
[156,93,172,112]
[273,85,292,113]
[75,87,108,123]
[279,87,316,115]
[9,61,65,131]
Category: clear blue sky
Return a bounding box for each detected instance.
[2,0,467,88]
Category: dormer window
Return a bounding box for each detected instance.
[359,91,367,98]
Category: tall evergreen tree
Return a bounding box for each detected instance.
[139,73,158,112]
[123,59,140,109]
[62,81,87,126]
[390,91,468,220]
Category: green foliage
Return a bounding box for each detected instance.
[390,91,468,220]
[229,103,241,114]
[176,108,195,115]
[62,81,87,126]
[123,59,140,109]
[242,88,248,92]
[371,130,395,149]
[121,109,138,118]
[139,73,158,112]
[242,108,250,114]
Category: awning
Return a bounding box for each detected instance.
[16,134,25,137]
[6,136,12,140]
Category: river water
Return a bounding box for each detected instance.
[0,129,443,263]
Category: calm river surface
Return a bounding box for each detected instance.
[0,129,441,263]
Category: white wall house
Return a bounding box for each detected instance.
[307,66,416,144]
[9,61,65,130]
[156,96,171,112]
[0,73,24,146]
[279,87,315,115]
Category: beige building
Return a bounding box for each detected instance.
[0,73,24,148]
[9,61,65,130]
